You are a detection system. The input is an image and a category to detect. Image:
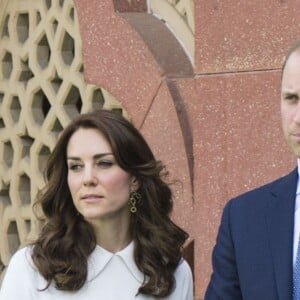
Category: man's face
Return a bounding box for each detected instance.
[281,51,300,157]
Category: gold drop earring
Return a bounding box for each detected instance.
[129,191,141,213]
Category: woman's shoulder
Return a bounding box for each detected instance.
[175,258,193,279]
[168,258,193,299]
[6,246,36,271]
[0,246,44,300]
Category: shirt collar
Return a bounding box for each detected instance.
[87,241,144,283]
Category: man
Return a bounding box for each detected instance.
[205,41,300,300]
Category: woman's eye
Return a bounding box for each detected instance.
[68,163,82,171]
[97,160,113,168]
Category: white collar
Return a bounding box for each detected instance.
[87,241,144,283]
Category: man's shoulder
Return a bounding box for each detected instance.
[228,167,298,208]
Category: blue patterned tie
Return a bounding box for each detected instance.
[294,239,300,299]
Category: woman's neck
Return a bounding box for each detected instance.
[88,215,131,253]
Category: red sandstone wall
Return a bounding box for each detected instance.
[74,1,299,298]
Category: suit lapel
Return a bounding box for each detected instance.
[265,168,298,300]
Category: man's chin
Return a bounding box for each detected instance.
[290,148,300,158]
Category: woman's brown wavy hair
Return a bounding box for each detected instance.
[31,109,189,297]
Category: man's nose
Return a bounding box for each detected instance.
[294,101,300,124]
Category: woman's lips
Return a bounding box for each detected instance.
[81,194,103,203]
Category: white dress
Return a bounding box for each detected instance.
[0,242,194,299]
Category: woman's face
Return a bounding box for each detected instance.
[66,127,136,222]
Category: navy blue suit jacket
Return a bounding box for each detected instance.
[205,168,298,300]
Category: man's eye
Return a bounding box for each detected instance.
[285,94,299,101]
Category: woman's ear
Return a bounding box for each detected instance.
[130,176,140,192]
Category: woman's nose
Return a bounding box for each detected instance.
[82,167,98,186]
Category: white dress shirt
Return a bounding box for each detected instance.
[0,241,193,299]
[293,159,300,266]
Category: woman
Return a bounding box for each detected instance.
[0,109,193,299]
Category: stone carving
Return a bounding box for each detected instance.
[0,0,123,281]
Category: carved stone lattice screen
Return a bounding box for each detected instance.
[0,0,125,280]
[148,0,195,62]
